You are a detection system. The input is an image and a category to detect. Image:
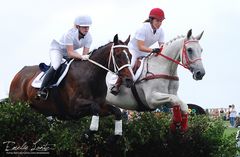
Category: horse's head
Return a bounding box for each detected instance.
[110,34,133,87]
[181,29,205,80]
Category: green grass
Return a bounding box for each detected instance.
[223,120,239,137]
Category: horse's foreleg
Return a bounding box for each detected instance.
[80,102,101,142]
[69,98,100,140]
[108,105,122,135]
[180,113,188,133]
[171,106,188,133]
[105,105,122,149]
[147,92,189,133]
[89,103,100,131]
[148,91,188,113]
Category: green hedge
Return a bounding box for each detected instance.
[0,102,239,157]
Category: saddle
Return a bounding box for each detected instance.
[38,61,69,85]
[31,59,74,88]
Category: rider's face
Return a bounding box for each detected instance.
[152,18,163,29]
[78,26,90,35]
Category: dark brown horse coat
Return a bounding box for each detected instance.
[9,35,133,119]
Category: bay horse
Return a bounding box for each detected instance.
[9,34,133,136]
[106,30,205,133]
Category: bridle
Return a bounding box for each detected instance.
[157,39,202,69]
[87,44,131,75]
[138,39,202,82]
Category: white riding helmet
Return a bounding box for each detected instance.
[74,15,92,27]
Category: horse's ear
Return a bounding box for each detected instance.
[195,31,204,40]
[113,34,119,45]
[187,29,192,39]
[124,35,131,45]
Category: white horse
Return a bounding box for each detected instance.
[105,29,205,133]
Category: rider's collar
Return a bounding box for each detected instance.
[78,31,85,40]
[149,23,157,35]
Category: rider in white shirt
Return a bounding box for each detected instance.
[111,8,165,95]
[37,15,92,99]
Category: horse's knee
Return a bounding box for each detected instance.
[174,102,188,114]
[169,95,180,104]
[91,103,100,115]
[180,103,189,114]
[114,108,122,120]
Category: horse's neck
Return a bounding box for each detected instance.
[91,44,112,67]
[147,38,184,76]
[84,43,113,80]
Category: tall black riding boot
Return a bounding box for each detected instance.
[37,67,56,100]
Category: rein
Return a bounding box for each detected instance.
[86,44,131,74]
[157,40,201,69]
[139,39,201,82]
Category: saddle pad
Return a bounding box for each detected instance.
[31,59,74,88]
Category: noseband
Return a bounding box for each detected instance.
[138,39,202,82]
[182,40,202,69]
[108,45,131,74]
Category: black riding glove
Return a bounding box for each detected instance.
[151,48,161,53]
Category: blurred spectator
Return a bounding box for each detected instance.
[229,104,237,127]
[220,109,225,120]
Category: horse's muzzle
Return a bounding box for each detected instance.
[122,77,134,88]
[193,70,205,80]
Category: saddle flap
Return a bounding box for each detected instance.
[32,59,74,88]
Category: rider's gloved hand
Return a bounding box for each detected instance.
[81,55,89,60]
[151,48,161,53]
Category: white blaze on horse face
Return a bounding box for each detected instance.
[110,45,132,76]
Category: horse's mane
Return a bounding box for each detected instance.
[165,35,185,46]
[89,42,113,56]
[89,39,125,56]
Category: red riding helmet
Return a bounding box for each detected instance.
[149,8,165,21]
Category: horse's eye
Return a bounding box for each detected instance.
[187,48,193,54]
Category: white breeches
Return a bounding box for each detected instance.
[49,49,63,70]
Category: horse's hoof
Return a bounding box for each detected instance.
[106,135,121,145]
[170,122,181,133]
[180,127,188,134]
[105,135,122,155]
[81,130,97,143]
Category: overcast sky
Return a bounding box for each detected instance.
[0,0,240,111]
